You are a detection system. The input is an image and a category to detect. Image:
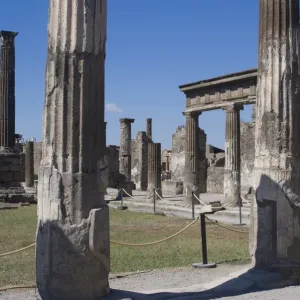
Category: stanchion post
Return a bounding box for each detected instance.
[192,212,216,269]
[121,189,123,207]
[200,213,208,264]
[192,191,195,219]
[239,194,242,225]
[153,188,156,213]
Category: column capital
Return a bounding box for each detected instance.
[222,103,244,112]
[0,31,18,46]
[120,118,135,124]
[182,111,202,117]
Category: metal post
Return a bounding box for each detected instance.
[153,188,156,213]
[239,194,242,225]
[200,213,208,264]
[192,213,216,269]
[192,191,195,219]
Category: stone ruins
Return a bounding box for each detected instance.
[36,1,110,299]
[0,0,299,297]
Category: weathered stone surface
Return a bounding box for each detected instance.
[36,1,110,299]
[183,111,200,205]
[207,166,224,194]
[147,142,162,201]
[0,31,18,148]
[250,0,300,269]
[131,131,148,190]
[119,118,134,195]
[170,125,207,194]
[223,104,243,206]
[33,141,42,179]
[146,118,152,141]
[25,141,34,187]
[162,180,183,195]
[107,145,119,188]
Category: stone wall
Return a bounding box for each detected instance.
[33,142,42,179]
[131,131,148,190]
[107,145,119,188]
[240,106,255,195]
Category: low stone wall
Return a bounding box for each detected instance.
[0,151,25,187]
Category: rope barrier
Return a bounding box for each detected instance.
[205,216,249,234]
[121,188,135,199]
[110,216,199,246]
[154,190,173,204]
[192,193,206,206]
[0,285,36,292]
[0,243,36,258]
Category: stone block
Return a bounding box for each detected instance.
[10,164,22,172]
[0,172,13,182]
[162,180,183,195]
[13,171,25,182]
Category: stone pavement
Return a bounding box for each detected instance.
[106,188,250,225]
[1,264,298,300]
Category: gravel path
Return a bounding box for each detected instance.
[1,264,299,300]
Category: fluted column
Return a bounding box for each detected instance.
[0,31,18,148]
[147,142,162,201]
[223,104,243,206]
[146,118,152,141]
[119,118,134,194]
[25,141,34,187]
[183,111,201,205]
[251,0,300,268]
[36,1,110,299]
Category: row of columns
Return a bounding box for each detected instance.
[119,117,161,200]
[183,104,243,206]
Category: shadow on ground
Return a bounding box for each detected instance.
[104,267,298,300]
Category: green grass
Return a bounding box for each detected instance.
[0,205,250,288]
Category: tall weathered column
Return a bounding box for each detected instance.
[103,121,108,194]
[36,1,110,299]
[183,111,200,205]
[119,118,134,195]
[251,0,300,269]
[146,118,152,141]
[147,142,162,201]
[25,140,34,187]
[136,131,148,191]
[0,31,18,148]
[223,104,243,206]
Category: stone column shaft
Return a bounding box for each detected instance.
[0,31,18,148]
[119,118,134,194]
[136,131,148,191]
[25,141,34,187]
[224,104,243,206]
[183,111,200,204]
[36,1,110,299]
[147,142,162,201]
[146,118,152,141]
[251,0,300,267]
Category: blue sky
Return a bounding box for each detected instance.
[0,1,258,149]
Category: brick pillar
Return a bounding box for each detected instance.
[223,104,243,207]
[25,141,34,187]
[183,111,200,205]
[119,118,134,195]
[0,31,18,148]
[147,142,162,201]
[251,0,300,268]
[146,118,152,141]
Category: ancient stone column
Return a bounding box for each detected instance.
[25,141,34,187]
[223,104,243,206]
[119,118,135,195]
[0,31,18,148]
[183,111,200,205]
[36,1,110,299]
[147,142,162,201]
[136,131,148,191]
[146,118,152,141]
[199,128,207,193]
[251,0,300,269]
[103,121,108,194]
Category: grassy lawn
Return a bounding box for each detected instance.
[0,205,250,288]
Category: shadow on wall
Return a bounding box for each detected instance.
[250,174,300,267]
